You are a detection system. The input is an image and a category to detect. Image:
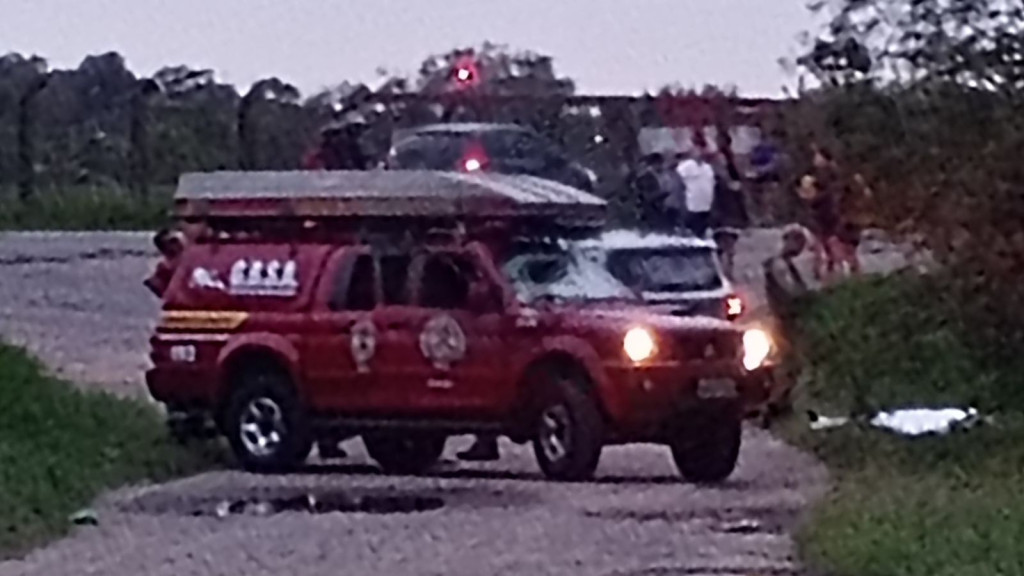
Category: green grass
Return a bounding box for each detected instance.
[0,344,219,559]
[0,185,173,231]
[781,273,1024,576]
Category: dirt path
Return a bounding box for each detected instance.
[0,228,905,576]
[1,437,827,576]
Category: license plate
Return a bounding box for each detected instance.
[697,378,738,399]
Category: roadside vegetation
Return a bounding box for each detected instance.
[780,4,1024,568]
[781,273,1024,576]
[0,186,172,231]
[0,343,219,559]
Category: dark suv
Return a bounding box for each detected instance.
[385,123,597,192]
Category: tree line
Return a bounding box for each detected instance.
[0,40,783,212]
[0,43,607,198]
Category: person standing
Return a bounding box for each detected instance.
[798,144,862,283]
[712,228,740,282]
[675,130,717,238]
[711,127,750,230]
[761,225,811,422]
[747,128,784,226]
[143,229,186,298]
[630,152,669,231]
[657,151,688,233]
[302,112,372,171]
[797,144,838,282]
[764,226,811,318]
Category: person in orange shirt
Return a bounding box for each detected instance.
[144,228,186,298]
[798,144,871,283]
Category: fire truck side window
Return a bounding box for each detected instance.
[419,253,472,309]
[344,254,377,311]
[380,255,411,305]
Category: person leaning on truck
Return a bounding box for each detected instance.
[763,225,810,322]
[760,226,811,419]
[143,228,186,298]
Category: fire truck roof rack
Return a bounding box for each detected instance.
[172,170,607,241]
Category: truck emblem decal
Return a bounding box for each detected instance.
[227,259,299,297]
[190,267,226,291]
[190,260,298,297]
[419,314,467,370]
[350,319,377,373]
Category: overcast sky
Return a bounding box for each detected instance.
[3,0,819,98]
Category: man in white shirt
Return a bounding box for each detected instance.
[675,132,717,237]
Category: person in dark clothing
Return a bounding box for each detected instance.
[302,113,372,171]
[712,227,740,282]
[761,226,811,423]
[458,434,500,462]
[798,144,864,283]
[764,226,810,319]
[747,129,784,225]
[711,128,750,230]
[658,152,688,232]
[630,152,671,230]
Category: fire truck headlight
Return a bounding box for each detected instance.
[624,327,656,363]
[742,328,772,371]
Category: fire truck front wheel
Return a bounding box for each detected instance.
[531,366,605,482]
[669,399,742,484]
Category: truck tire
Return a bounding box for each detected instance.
[363,433,447,475]
[669,399,742,484]
[223,364,313,473]
[531,367,605,481]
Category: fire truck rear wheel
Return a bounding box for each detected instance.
[223,363,313,473]
[531,367,605,482]
[669,399,742,484]
[363,433,447,475]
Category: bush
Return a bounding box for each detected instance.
[0,185,173,231]
[781,84,1024,368]
[785,275,1024,576]
[0,344,219,558]
[793,272,1024,415]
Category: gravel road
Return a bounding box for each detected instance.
[0,228,906,576]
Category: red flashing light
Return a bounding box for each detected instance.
[460,141,489,172]
[452,56,479,87]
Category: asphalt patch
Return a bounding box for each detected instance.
[200,492,446,517]
[118,479,543,518]
[121,487,446,518]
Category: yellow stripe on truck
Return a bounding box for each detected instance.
[160,310,249,331]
